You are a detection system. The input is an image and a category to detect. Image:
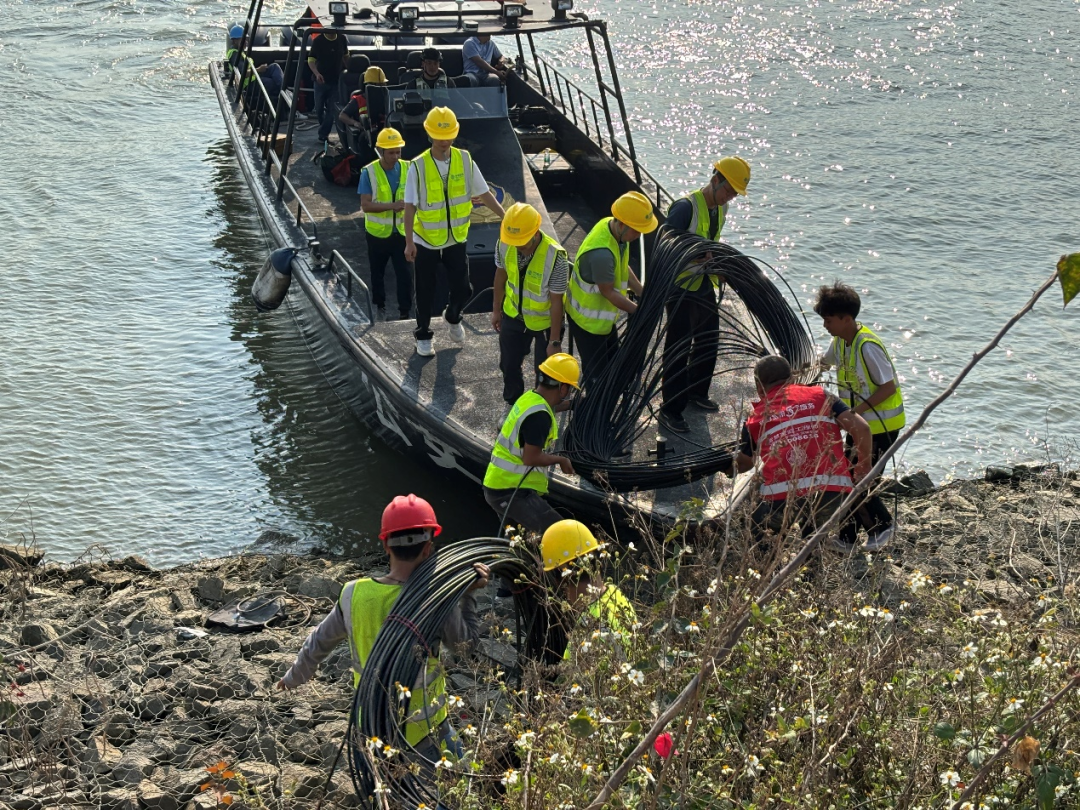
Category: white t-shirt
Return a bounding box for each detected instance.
[822,336,894,385]
[404,151,489,250]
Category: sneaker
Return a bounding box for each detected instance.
[688,395,720,412]
[829,536,858,553]
[415,338,435,357]
[445,316,465,343]
[864,525,895,552]
[658,411,690,434]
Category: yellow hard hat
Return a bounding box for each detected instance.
[537,352,580,389]
[541,519,603,571]
[713,155,751,196]
[424,106,460,140]
[375,128,406,150]
[500,202,542,247]
[364,66,388,84]
[610,191,658,234]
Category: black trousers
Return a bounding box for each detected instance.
[366,231,412,317]
[568,318,619,385]
[840,429,899,542]
[499,316,549,404]
[751,490,848,545]
[661,283,720,416]
[414,242,470,341]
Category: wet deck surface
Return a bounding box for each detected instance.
[285,122,755,516]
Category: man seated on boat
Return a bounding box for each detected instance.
[359,128,412,322]
[658,156,751,435]
[404,107,506,357]
[307,27,349,150]
[407,47,451,102]
[565,192,654,384]
[483,353,579,535]
[492,203,570,407]
[725,355,871,554]
[462,33,510,87]
[338,67,386,157]
[277,494,489,776]
[224,24,255,88]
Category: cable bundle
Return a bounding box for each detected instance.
[565,226,814,490]
[347,538,565,809]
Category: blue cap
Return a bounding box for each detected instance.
[229,24,244,38]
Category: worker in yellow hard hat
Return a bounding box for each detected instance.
[564,191,656,383]
[483,353,579,534]
[359,128,412,322]
[539,520,637,660]
[492,202,571,407]
[658,155,751,435]
[404,107,506,357]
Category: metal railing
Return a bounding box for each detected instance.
[327,250,374,323]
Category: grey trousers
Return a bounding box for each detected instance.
[483,486,562,535]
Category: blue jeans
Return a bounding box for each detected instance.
[313,77,338,141]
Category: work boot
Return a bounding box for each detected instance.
[658,411,690,434]
[689,395,720,412]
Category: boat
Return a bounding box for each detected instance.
[209,0,814,534]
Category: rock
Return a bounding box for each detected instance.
[102,711,136,746]
[240,637,281,657]
[296,576,342,601]
[143,660,175,679]
[80,736,124,774]
[197,577,228,603]
[279,763,325,799]
[136,780,179,810]
[0,544,43,569]
[9,795,42,810]
[172,610,203,627]
[91,570,135,592]
[115,555,155,573]
[19,623,58,648]
[899,470,935,496]
[135,694,173,722]
[286,732,323,764]
[84,651,121,676]
[110,750,154,785]
[100,788,139,810]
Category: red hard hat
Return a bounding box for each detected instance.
[379,494,442,540]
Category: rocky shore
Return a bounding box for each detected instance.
[1,470,1077,810]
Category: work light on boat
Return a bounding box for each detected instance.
[552,0,572,20]
[502,3,524,28]
[328,1,349,25]
[398,5,419,30]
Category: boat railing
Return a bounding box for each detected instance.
[326,250,374,322]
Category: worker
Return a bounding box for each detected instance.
[814,282,905,552]
[539,520,637,659]
[492,202,570,407]
[404,107,506,357]
[359,128,412,322]
[224,24,255,88]
[483,353,579,535]
[658,156,751,434]
[727,355,872,549]
[564,192,655,383]
[306,27,349,150]
[278,494,489,763]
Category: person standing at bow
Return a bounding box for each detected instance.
[564,192,655,384]
[404,107,506,357]
[483,353,579,535]
[658,156,751,434]
[359,128,412,322]
[815,282,905,551]
[492,203,570,407]
[306,28,349,150]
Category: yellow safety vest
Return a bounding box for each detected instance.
[672,190,725,291]
[501,233,566,332]
[344,579,448,746]
[411,148,473,248]
[833,325,906,434]
[225,49,256,88]
[566,218,629,336]
[563,584,637,660]
[363,160,407,238]
[483,391,557,493]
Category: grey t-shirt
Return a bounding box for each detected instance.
[576,242,626,285]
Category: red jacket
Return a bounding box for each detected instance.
[745,384,852,501]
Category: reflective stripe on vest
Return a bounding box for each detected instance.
[672,191,726,291]
[745,384,853,501]
[226,49,256,88]
[566,218,629,336]
[501,233,566,331]
[342,579,448,746]
[363,160,407,238]
[412,148,473,247]
[833,326,906,434]
[483,391,557,493]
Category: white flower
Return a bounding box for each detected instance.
[547,752,562,764]
[938,583,954,595]
[1003,697,1024,715]
[570,683,583,695]
[721,764,735,776]
[515,731,537,749]
[627,542,636,551]
[395,682,411,699]
[381,745,399,759]
[501,768,520,786]
[961,643,977,659]
[366,736,383,752]
[579,641,592,653]
[461,724,477,737]
[707,578,719,595]
[745,754,764,777]
[801,608,818,618]
[909,571,931,592]
[448,694,465,708]
[580,762,594,775]
[1032,653,1051,668]
[628,669,645,687]
[687,621,701,633]
[434,756,454,770]
[940,769,961,787]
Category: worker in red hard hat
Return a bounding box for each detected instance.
[278,494,489,763]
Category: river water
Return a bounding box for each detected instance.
[1,0,1076,564]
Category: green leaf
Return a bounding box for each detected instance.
[934,722,956,741]
[622,720,642,739]
[1035,763,1061,810]
[967,746,988,767]
[568,710,596,739]
[1058,253,1080,306]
